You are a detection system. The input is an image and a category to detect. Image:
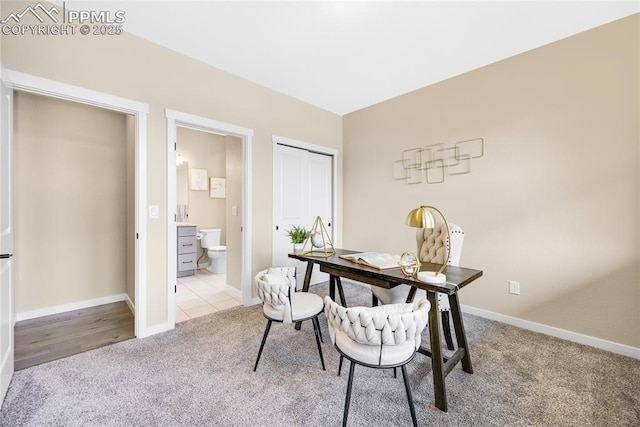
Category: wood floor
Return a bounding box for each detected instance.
[14,301,135,370]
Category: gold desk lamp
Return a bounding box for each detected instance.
[406,205,451,284]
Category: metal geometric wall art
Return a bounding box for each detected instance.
[393,137,484,184]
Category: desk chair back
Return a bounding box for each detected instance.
[253,267,325,371]
[372,222,464,350]
[324,296,430,427]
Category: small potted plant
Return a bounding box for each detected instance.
[286,225,309,253]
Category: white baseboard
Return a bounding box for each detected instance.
[124,294,135,314]
[461,304,640,360]
[16,293,128,322]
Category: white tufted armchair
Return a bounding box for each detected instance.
[372,222,464,350]
[253,267,325,371]
[324,296,430,427]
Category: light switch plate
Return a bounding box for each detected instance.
[149,205,160,219]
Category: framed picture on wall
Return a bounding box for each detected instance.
[190,168,208,191]
[210,177,226,198]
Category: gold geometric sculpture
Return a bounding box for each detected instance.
[399,252,421,278]
[300,216,335,258]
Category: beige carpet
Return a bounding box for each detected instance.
[1,282,639,426]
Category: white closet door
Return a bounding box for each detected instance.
[273,144,333,286]
[308,151,333,238]
[0,82,14,402]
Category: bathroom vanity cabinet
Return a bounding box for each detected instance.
[177,225,197,278]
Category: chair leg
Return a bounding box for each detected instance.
[253,319,273,371]
[401,364,418,427]
[312,317,326,371]
[372,294,379,307]
[393,367,397,378]
[343,361,356,427]
[338,355,344,376]
[314,315,324,343]
[442,310,455,351]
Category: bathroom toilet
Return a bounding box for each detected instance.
[199,228,227,274]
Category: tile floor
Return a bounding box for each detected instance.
[176,269,242,323]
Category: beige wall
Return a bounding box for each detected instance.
[1,1,343,327]
[13,92,132,313]
[343,15,639,347]
[176,127,227,240]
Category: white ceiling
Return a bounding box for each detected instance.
[64,1,639,115]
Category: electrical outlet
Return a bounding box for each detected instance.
[509,280,520,295]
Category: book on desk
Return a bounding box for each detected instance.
[338,252,401,270]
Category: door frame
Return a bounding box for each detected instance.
[165,109,253,327]
[1,79,14,403]
[0,69,150,337]
[271,134,339,264]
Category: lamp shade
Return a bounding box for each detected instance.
[406,206,436,228]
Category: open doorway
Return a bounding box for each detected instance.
[173,127,243,322]
[1,71,149,395]
[0,71,149,391]
[165,109,253,328]
[11,91,135,368]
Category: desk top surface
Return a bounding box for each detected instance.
[289,248,482,294]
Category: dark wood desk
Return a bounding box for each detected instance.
[289,248,483,412]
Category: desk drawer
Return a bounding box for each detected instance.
[178,253,197,272]
[178,225,197,237]
[178,235,197,254]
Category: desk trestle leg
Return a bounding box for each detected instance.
[427,290,448,411]
[449,292,473,373]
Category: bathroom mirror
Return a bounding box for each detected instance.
[177,162,189,221]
